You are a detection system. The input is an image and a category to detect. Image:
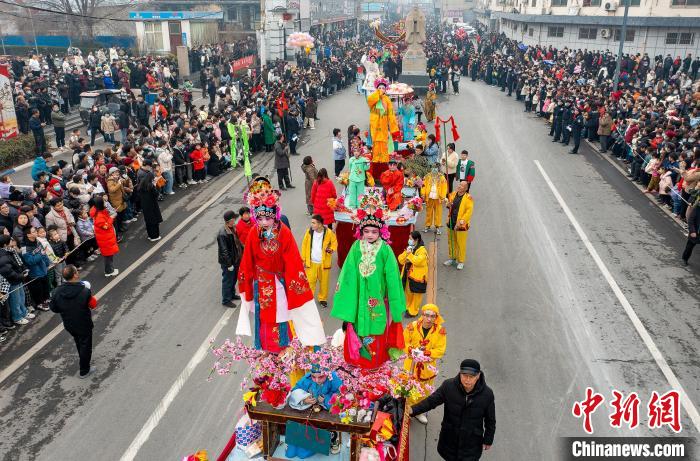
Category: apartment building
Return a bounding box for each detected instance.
[474,0,700,58]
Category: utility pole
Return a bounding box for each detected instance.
[27,6,39,55]
[612,0,629,92]
[259,0,267,74]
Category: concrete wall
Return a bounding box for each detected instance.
[501,20,700,57]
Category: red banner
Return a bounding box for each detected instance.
[232,55,256,73]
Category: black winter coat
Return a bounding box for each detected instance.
[50,282,94,336]
[0,248,27,285]
[88,109,102,129]
[217,227,243,267]
[135,102,149,121]
[412,373,496,460]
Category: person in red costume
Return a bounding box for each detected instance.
[236,177,326,353]
[379,157,405,211]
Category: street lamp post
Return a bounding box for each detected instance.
[612,0,630,92]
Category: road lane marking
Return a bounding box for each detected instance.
[0,167,249,386]
[119,309,234,461]
[534,160,700,433]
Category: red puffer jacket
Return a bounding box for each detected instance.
[311,179,337,226]
[90,207,119,257]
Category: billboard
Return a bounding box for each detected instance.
[0,64,18,141]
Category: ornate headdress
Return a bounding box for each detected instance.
[374,77,389,89]
[354,189,391,241]
[245,177,281,222]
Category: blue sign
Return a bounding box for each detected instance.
[182,32,187,45]
[129,11,223,21]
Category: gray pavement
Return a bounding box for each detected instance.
[0,83,698,461]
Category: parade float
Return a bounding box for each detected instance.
[188,180,431,461]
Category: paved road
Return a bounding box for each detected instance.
[0,84,698,460]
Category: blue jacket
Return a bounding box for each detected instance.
[31,156,49,181]
[21,241,51,278]
[332,137,346,160]
[425,143,440,165]
[292,372,343,409]
[103,76,115,89]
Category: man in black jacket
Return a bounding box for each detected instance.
[217,210,243,308]
[411,359,496,461]
[50,265,97,378]
[88,105,104,146]
[135,96,149,129]
[682,205,698,265]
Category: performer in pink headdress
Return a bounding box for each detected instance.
[236,177,326,353]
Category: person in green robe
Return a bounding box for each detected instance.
[262,110,275,152]
[330,193,406,369]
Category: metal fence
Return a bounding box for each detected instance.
[0,35,136,49]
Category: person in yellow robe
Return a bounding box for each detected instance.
[403,303,446,424]
[421,164,448,234]
[444,180,474,270]
[397,231,428,317]
[423,83,438,122]
[367,78,399,163]
[300,214,338,307]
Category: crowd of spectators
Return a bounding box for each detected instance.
[462,28,699,228]
[0,25,394,343]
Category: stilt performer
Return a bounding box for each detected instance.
[227,117,239,168]
[331,189,406,369]
[236,177,326,352]
[367,78,400,164]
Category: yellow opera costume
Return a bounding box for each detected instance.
[403,304,446,406]
[300,226,338,303]
[398,243,428,317]
[421,172,448,229]
[446,191,474,264]
[367,87,399,163]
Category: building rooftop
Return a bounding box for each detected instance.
[494,11,700,28]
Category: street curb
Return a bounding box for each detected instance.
[582,138,687,232]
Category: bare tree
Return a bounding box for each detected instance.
[34,0,107,39]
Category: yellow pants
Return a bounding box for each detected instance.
[404,282,423,317]
[306,262,330,302]
[448,230,469,263]
[425,199,443,228]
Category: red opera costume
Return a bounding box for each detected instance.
[379,163,405,211]
[236,178,326,353]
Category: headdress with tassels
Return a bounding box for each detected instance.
[245,176,281,223]
[353,189,391,242]
[374,77,389,89]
